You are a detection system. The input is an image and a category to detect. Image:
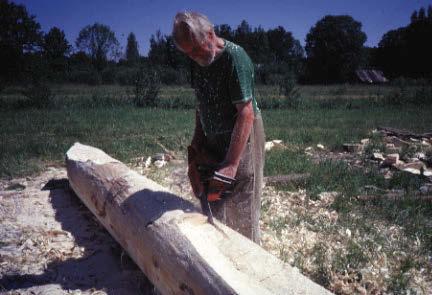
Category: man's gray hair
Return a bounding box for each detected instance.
[172,12,214,50]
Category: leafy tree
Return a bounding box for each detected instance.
[250,26,270,64]
[43,27,70,80]
[252,26,304,84]
[148,30,166,65]
[267,26,304,64]
[234,20,253,54]
[69,51,93,66]
[147,30,190,84]
[428,5,432,19]
[410,11,418,23]
[305,15,367,83]
[378,6,432,78]
[125,32,140,64]
[132,66,160,107]
[0,0,43,87]
[405,13,432,77]
[148,30,187,69]
[377,28,408,77]
[418,7,426,20]
[236,20,252,35]
[361,46,379,68]
[157,20,306,85]
[165,35,189,69]
[66,50,101,84]
[43,27,70,59]
[214,24,234,41]
[75,23,120,71]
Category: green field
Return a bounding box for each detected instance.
[1,84,432,293]
[1,82,428,110]
[1,84,431,178]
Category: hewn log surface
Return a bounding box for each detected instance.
[66,142,333,295]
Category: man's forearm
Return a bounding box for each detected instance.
[223,101,254,169]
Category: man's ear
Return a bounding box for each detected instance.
[207,30,216,40]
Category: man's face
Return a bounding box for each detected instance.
[179,35,216,67]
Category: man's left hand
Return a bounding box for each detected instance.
[207,168,236,201]
[215,100,253,181]
[216,164,237,180]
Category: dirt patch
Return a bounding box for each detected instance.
[0,167,156,294]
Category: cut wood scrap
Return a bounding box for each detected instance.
[264,174,310,186]
[66,143,332,295]
[265,140,285,151]
[394,161,432,177]
[377,127,432,140]
[155,139,176,159]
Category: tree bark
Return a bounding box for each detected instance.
[66,142,332,295]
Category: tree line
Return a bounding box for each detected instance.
[1,0,432,90]
[377,6,432,79]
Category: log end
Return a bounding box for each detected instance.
[66,142,119,165]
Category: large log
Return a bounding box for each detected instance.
[66,142,332,295]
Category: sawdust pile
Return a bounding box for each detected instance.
[0,168,155,294]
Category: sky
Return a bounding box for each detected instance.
[16,0,432,56]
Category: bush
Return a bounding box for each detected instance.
[83,93,130,108]
[413,81,432,105]
[131,67,161,107]
[101,66,117,84]
[384,77,409,105]
[116,67,138,85]
[256,96,285,109]
[157,95,195,109]
[67,68,102,85]
[21,82,53,108]
[278,72,301,108]
[157,66,190,85]
[384,77,432,106]
[329,84,348,96]
[115,65,189,86]
[316,97,353,109]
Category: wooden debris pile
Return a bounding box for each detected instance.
[341,127,432,200]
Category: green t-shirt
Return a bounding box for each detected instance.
[191,40,260,138]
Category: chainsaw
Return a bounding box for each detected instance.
[198,164,235,225]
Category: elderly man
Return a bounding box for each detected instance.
[172,12,265,244]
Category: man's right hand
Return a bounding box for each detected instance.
[187,144,219,198]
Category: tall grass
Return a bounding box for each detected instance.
[0,107,193,178]
[1,93,431,178]
[2,83,431,111]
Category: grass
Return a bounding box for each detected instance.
[2,102,431,179]
[1,83,432,293]
[0,107,194,178]
[2,82,430,110]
